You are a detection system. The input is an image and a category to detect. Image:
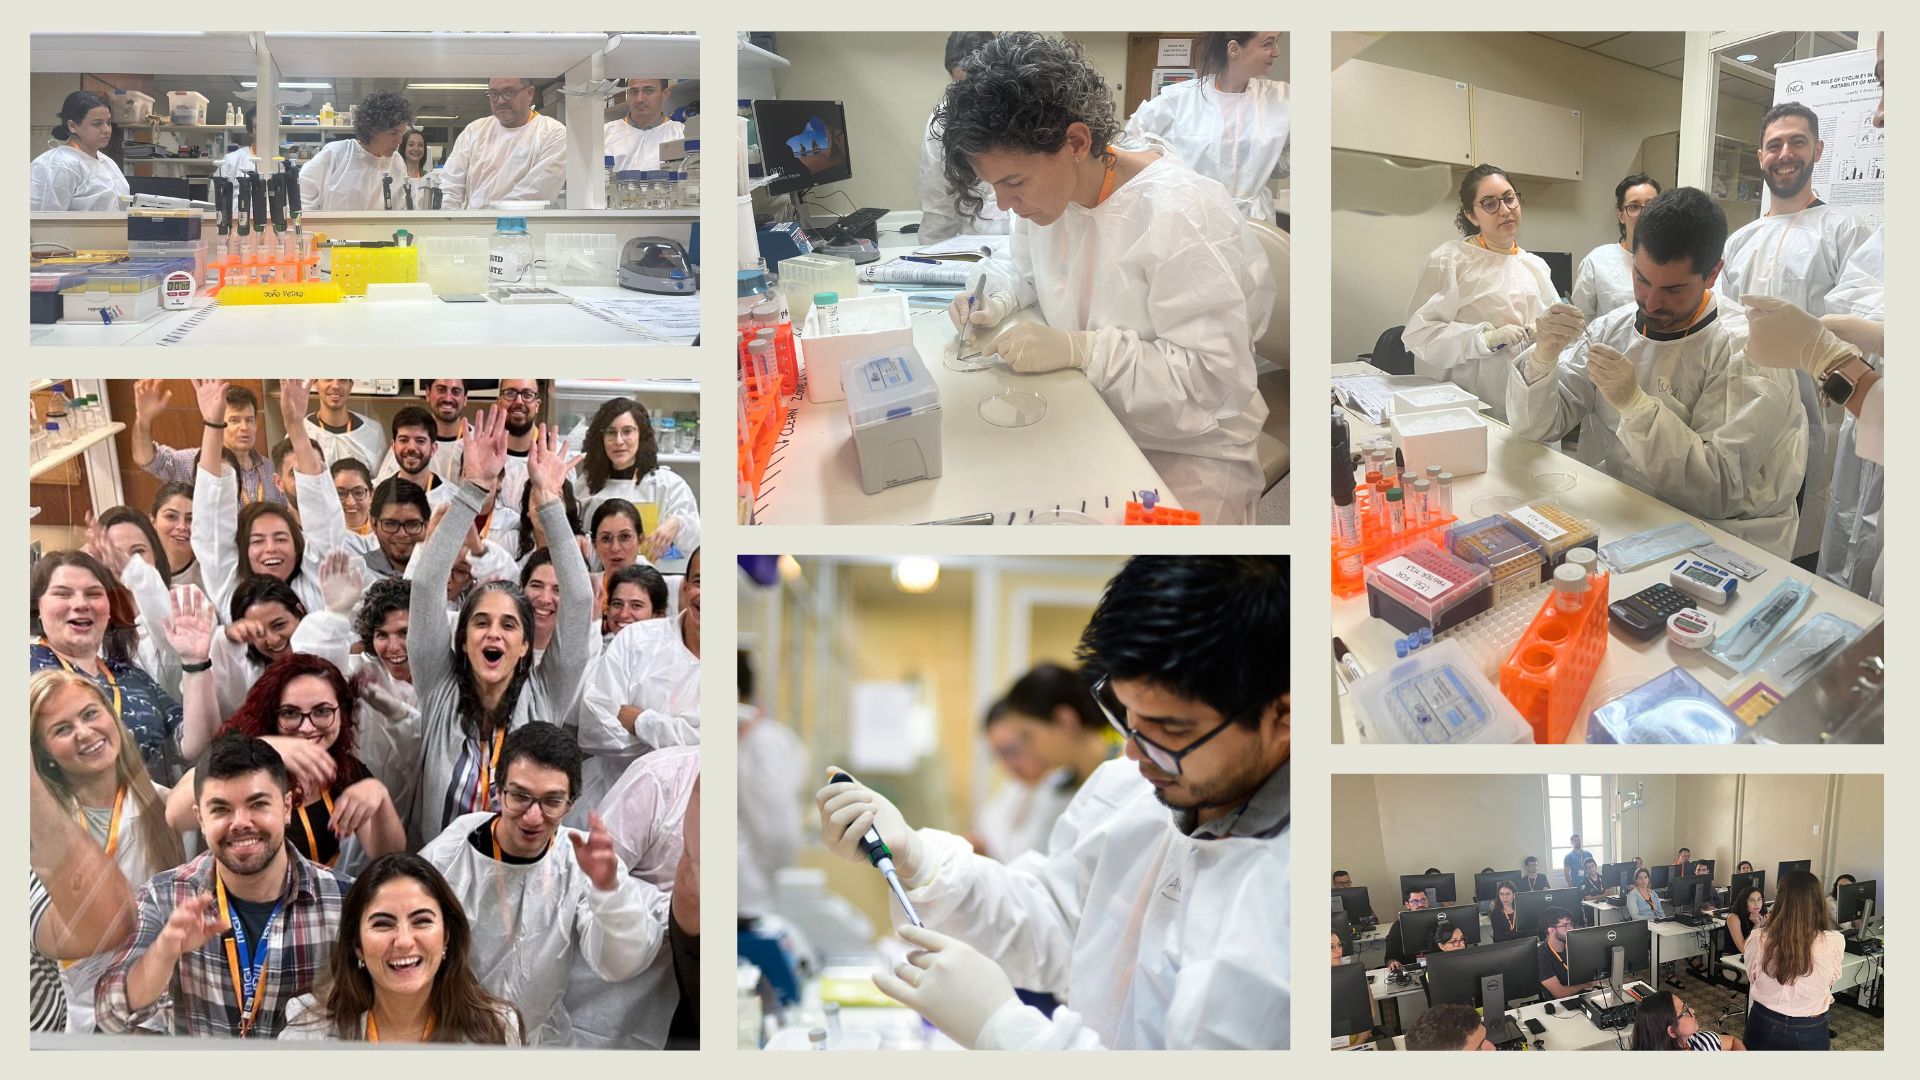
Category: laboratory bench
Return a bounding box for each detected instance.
[748,225,1172,525]
[1332,363,1884,744]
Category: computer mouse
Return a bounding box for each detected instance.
[1543,1002,1557,1015]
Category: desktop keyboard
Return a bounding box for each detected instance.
[829,206,889,239]
[1675,912,1713,928]
[1603,896,1627,907]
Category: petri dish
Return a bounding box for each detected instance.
[944,337,995,373]
[1533,471,1576,494]
[1018,508,1102,525]
[1471,493,1524,518]
[979,388,1048,428]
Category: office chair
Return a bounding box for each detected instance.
[1365,325,1413,375]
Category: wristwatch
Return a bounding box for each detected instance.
[1821,355,1874,406]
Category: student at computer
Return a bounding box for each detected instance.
[1627,867,1666,920]
[1405,1003,1496,1051]
[1737,861,1755,875]
[1580,859,1606,899]
[1743,871,1845,1050]
[1489,882,1526,942]
[1827,874,1858,929]
[1723,885,1768,987]
[1333,870,1353,888]
[1519,856,1549,892]
[1383,888,1429,971]
[1630,992,1748,1050]
[1432,925,1468,953]
[1535,907,1600,1001]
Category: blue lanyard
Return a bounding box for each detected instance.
[220,875,288,1012]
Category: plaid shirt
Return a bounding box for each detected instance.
[142,443,284,507]
[94,848,349,1038]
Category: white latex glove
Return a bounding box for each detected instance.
[1534,303,1587,360]
[947,289,1017,333]
[816,768,926,882]
[1741,294,1858,378]
[988,323,1091,374]
[1821,313,1884,359]
[1585,344,1647,413]
[872,925,1019,1049]
[1521,342,1560,384]
[1483,323,1532,353]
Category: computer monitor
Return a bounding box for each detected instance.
[1536,250,1574,297]
[1835,879,1878,925]
[1475,870,1522,903]
[1332,911,1357,958]
[1425,937,1542,1010]
[1729,870,1765,899]
[1398,903,1483,954]
[1333,886,1373,926]
[1648,864,1672,889]
[1399,873,1457,904]
[752,99,853,197]
[1565,918,1653,985]
[1331,960,1374,1038]
[1669,876,1714,909]
[1777,859,1812,887]
[1512,887,1581,934]
[1603,861,1637,889]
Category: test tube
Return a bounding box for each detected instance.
[815,291,842,334]
[1553,563,1589,613]
[1436,471,1455,518]
[1412,477,1431,526]
[748,340,774,394]
[1386,487,1405,533]
[1565,547,1605,588]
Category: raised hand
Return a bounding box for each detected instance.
[527,422,584,504]
[81,512,131,577]
[191,379,231,425]
[261,735,338,798]
[278,379,311,426]
[460,404,510,489]
[225,617,271,652]
[133,379,172,421]
[165,586,215,664]
[330,778,391,837]
[645,518,681,563]
[318,550,365,616]
[568,811,621,892]
[157,892,231,959]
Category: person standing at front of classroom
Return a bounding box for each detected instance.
[440,78,567,209]
[32,91,129,211]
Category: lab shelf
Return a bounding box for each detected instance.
[31,32,258,77]
[602,33,703,79]
[29,423,125,481]
[30,379,55,393]
[555,379,699,395]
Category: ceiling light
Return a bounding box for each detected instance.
[407,83,489,91]
[412,115,457,121]
[777,555,803,582]
[892,557,940,594]
[241,81,333,89]
[1735,53,1758,63]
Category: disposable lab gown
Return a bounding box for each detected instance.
[297,138,407,211]
[1720,203,1874,557]
[1571,241,1635,320]
[917,108,1011,245]
[30,145,128,211]
[439,113,567,210]
[215,146,260,180]
[190,467,349,619]
[604,117,685,173]
[563,745,697,1049]
[1403,238,1560,422]
[1122,76,1290,222]
[1505,295,1808,559]
[737,706,806,917]
[974,151,1272,525]
[303,412,388,471]
[421,812,662,1046]
[574,467,702,564]
[1817,226,1884,600]
[900,758,1289,1049]
[578,614,700,761]
[974,769,1078,863]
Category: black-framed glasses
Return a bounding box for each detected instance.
[1622,203,1652,216]
[485,87,531,102]
[1476,191,1522,214]
[335,485,372,502]
[376,517,427,537]
[499,388,541,403]
[276,703,339,731]
[1089,676,1259,778]
[501,785,572,818]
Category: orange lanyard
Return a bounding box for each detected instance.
[367,1013,435,1042]
[1548,938,1566,968]
[490,817,553,863]
[473,728,505,812]
[1474,235,1520,255]
[295,789,339,867]
[40,640,122,718]
[216,871,287,1038]
[1501,907,1517,932]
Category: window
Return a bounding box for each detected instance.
[1548,774,1608,884]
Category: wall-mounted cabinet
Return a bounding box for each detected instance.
[1333,60,1472,166]
[1471,87,1584,182]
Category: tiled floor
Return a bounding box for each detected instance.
[1673,966,1884,1051]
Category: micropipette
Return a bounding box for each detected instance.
[827,770,924,927]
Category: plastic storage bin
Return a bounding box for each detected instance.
[777,253,859,321]
[1391,406,1488,477]
[110,90,154,125]
[168,91,210,126]
[1365,541,1493,635]
[128,239,210,288]
[1448,516,1548,606]
[419,236,489,296]
[1348,639,1533,745]
[843,349,942,494]
[1498,498,1599,570]
[800,292,914,404]
[542,233,619,286]
[330,245,419,296]
[58,258,195,323]
[1498,569,1611,744]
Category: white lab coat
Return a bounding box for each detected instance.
[60,783,176,1034]
[604,117,685,173]
[1506,296,1809,559]
[578,614,700,761]
[562,745,697,1049]
[1817,226,1884,600]
[1123,76,1290,223]
[374,438,463,488]
[296,137,408,212]
[421,813,662,1046]
[902,759,1289,1049]
[30,145,129,211]
[440,113,567,210]
[1719,203,1874,558]
[190,467,349,620]
[737,706,806,917]
[916,108,1011,244]
[1571,241,1635,320]
[974,770,1078,863]
[215,146,261,180]
[575,467,701,566]
[1403,238,1560,423]
[304,412,388,471]
[278,995,524,1043]
[975,151,1272,524]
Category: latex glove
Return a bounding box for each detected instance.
[1821,313,1884,359]
[1482,323,1532,353]
[988,323,1091,374]
[816,767,926,882]
[1740,294,1857,378]
[1533,303,1587,360]
[1521,342,1560,384]
[947,289,1017,333]
[872,925,1019,1049]
[1585,344,1647,413]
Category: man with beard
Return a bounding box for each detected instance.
[95,735,351,1037]
[1719,103,1875,565]
[376,381,468,484]
[361,476,431,579]
[490,378,546,546]
[302,378,387,471]
[1506,187,1808,558]
[817,557,1289,1049]
[383,407,448,504]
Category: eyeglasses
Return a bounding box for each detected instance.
[501,785,571,818]
[1678,1005,1695,1019]
[485,87,531,102]
[597,530,638,547]
[276,703,339,731]
[1476,191,1522,215]
[336,486,372,502]
[499,388,541,403]
[604,425,641,442]
[376,518,427,537]
[1622,203,1652,216]
[1089,676,1257,778]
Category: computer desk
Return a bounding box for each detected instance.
[1584,898,1629,926]
[1364,964,1430,1037]
[1389,994,1637,1051]
[1649,918,1718,973]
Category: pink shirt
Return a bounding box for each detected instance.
[1746,928,1844,1016]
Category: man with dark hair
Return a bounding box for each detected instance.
[130,378,283,505]
[421,722,658,1046]
[440,80,567,209]
[818,556,1289,1049]
[1333,869,1353,888]
[605,77,684,173]
[376,404,447,495]
[1721,99,1875,564]
[95,734,349,1037]
[1536,906,1599,1001]
[1405,1002,1495,1050]
[361,475,430,578]
[305,378,387,470]
[916,31,1010,242]
[1506,186,1808,558]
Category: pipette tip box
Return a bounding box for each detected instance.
[1365,542,1493,635]
[843,349,942,495]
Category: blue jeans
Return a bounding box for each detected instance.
[1744,1001,1831,1050]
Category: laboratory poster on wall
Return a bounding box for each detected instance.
[1767,47,1882,225]
[1152,68,1198,97]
